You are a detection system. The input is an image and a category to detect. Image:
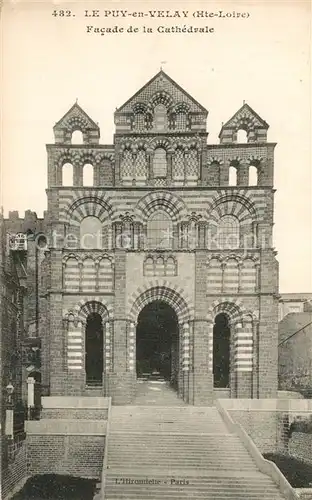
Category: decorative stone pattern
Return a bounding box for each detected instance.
[3,70,278,406]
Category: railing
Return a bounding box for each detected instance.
[215,400,300,500]
[99,396,112,499]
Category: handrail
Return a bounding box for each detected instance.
[215,400,300,500]
[99,396,112,499]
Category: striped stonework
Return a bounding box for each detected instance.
[240,258,257,292]
[128,280,194,324]
[128,322,136,372]
[63,256,80,291]
[207,191,260,227]
[59,190,114,225]
[207,321,214,372]
[81,258,96,292]
[105,321,112,373]
[63,255,114,293]
[234,321,253,372]
[62,298,113,325]
[67,322,83,371]
[98,257,113,292]
[135,191,188,223]
[207,258,222,293]
[181,323,191,371]
[223,258,239,293]
[206,255,259,294]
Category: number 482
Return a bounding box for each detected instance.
[52,10,73,17]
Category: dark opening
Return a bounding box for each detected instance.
[136,301,179,387]
[85,313,103,386]
[213,313,231,388]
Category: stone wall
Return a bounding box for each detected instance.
[25,419,106,479]
[219,398,312,456]
[27,434,105,479]
[1,439,28,500]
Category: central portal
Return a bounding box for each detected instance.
[136,301,179,388]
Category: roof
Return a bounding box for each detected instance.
[116,70,208,114]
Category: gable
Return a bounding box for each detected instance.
[54,103,99,131]
[222,103,269,130]
[116,70,207,114]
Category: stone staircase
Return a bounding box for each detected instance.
[104,405,288,499]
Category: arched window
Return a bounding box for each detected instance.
[71,130,83,144]
[62,163,73,186]
[175,112,187,131]
[237,129,248,143]
[186,149,199,181]
[120,149,134,181]
[154,104,168,131]
[249,166,258,186]
[134,150,148,181]
[80,216,102,249]
[229,166,237,186]
[155,257,165,276]
[85,313,103,385]
[153,148,167,178]
[172,148,185,180]
[98,257,113,292]
[218,215,240,249]
[64,257,79,291]
[83,163,93,186]
[134,112,145,131]
[147,211,173,249]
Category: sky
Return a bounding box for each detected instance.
[1,0,311,293]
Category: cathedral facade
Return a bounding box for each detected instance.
[6,70,279,407]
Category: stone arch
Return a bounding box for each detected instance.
[147,90,174,114]
[207,298,257,325]
[128,281,194,324]
[150,137,171,152]
[207,192,259,226]
[207,299,246,325]
[135,191,188,223]
[66,298,114,325]
[64,194,113,225]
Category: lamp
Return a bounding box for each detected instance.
[6,382,14,406]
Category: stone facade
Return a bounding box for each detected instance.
[3,70,279,407]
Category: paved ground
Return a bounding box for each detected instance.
[133,378,186,406]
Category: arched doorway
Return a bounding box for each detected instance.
[136,301,179,388]
[85,312,103,386]
[213,313,231,388]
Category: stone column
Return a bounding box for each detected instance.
[73,165,83,186]
[181,322,191,403]
[103,320,112,395]
[65,319,85,395]
[220,163,229,186]
[108,250,135,404]
[193,250,213,405]
[233,321,253,398]
[207,320,214,377]
[192,319,213,405]
[237,163,249,186]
